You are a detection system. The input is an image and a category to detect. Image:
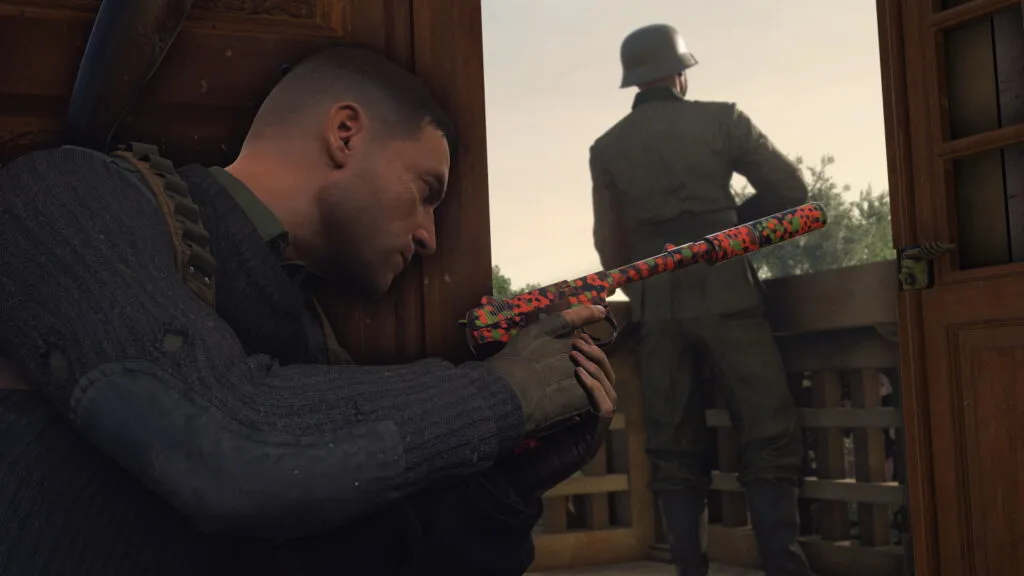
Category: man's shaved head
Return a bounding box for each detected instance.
[227,45,457,297]
[247,46,456,153]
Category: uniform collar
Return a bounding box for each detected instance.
[208,166,290,257]
[631,86,685,110]
[207,166,325,288]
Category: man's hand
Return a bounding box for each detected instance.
[567,329,617,417]
[485,304,616,437]
[495,331,617,498]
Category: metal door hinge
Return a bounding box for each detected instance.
[898,242,956,291]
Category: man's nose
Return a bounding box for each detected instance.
[413,225,436,257]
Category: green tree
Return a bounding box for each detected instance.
[733,154,894,279]
[491,265,543,299]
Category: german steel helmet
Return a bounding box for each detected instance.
[619,24,698,88]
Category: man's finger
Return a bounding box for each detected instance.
[573,338,617,408]
[559,305,607,331]
[525,305,607,339]
[571,348,610,394]
[573,338,616,398]
[575,367,614,417]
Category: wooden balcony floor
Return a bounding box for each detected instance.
[528,560,764,576]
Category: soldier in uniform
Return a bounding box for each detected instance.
[589,24,815,576]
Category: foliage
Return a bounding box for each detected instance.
[732,154,895,279]
[492,154,894,291]
[491,265,543,299]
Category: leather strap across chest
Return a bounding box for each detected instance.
[113,142,345,365]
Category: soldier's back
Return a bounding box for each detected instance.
[592,97,743,227]
[590,95,765,320]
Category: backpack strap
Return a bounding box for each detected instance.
[108,143,348,366]
[110,142,217,309]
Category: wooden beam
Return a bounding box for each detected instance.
[928,0,1019,31]
[875,0,937,571]
[775,327,899,371]
[671,525,905,576]
[581,443,611,530]
[710,472,905,506]
[610,412,626,431]
[530,528,642,572]
[540,496,569,533]
[610,263,899,337]
[545,474,630,498]
[615,343,657,552]
[811,370,851,542]
[936,123,1024,159]
[851,368,893,547]
[706,408,903,429]
[760,260,898,335]
[411,0,493,362]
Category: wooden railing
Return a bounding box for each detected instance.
[528,333,655,571]
[529,259,909,575]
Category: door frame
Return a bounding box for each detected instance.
[875,1,939,574]
[877,1,1024,574]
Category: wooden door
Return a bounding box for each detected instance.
[878,0,1024,574]
[0,0,491,364]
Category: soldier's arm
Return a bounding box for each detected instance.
[727,105,810,222]
[0,147,525,541]
[590,147,629,269]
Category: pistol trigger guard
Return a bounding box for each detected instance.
[583,308,618,348]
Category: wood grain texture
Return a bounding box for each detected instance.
[410,0,493,362]
[885,1,1024,573]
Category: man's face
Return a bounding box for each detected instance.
[314,121,450,296]
[675,72,688,97]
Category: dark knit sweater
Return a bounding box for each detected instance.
[0,146,539,575]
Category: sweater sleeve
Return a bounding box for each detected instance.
[0,146,524,540]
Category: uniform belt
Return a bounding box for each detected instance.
[643,206,736,223]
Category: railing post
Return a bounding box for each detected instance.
[850,368,893,546]
[581,442,611,529]
[811,369,852,541]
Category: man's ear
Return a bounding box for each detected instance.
[324,102,366,168]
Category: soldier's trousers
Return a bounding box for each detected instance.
[639,306,805,491]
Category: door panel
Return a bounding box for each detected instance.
[954,322,1024,576]
[881,0,1024,574]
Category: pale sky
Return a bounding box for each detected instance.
[480,0,889,289]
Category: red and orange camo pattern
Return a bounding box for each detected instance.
[464,202,828,357]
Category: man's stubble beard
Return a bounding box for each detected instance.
[313,190,390,300]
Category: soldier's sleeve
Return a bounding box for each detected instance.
[0,147,524,541]
[590,146,629,269]
[727,105,810,222]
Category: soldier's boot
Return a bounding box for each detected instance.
[746,482,816,576]
[658,490,710,576]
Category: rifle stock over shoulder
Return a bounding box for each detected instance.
[463,202,828,358]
